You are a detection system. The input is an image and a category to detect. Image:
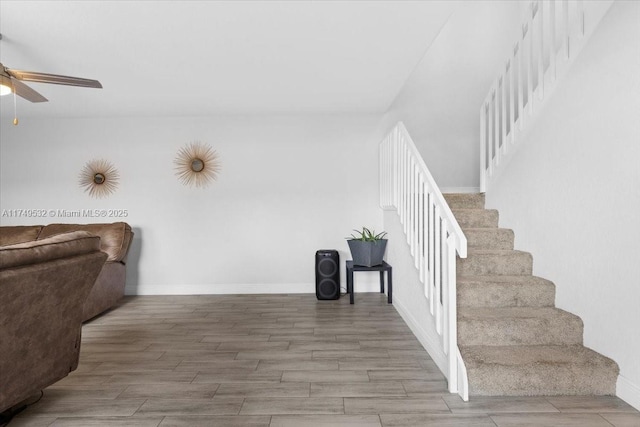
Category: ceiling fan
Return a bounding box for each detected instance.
[0,32,102,104]
[0,61,102,103]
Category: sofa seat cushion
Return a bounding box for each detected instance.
[0,231,101,270]
[39,222,132,262]
[0,225,44,246]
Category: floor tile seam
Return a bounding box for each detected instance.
[377,412,499,426]
[131,398,150,417]
[461,404,565,415]
[487,412,617,426]
[597,413,629,426]
[544,395,634,414]
[543,395,564,414]
[555,408,640,415]
[399,379,410,397]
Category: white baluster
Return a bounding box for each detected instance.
[399,138,405,227]
[549,0,557,81]
[387,138,391,206]
[446,236,458,388]
[527,7,534,113]
[385,138,390,206]
[494,83,501,165]
[393,134,397,207]
[400,141,407,230]
[409,160,415,248]
[577,0,585,36]
[428,196,435,309]
[501,70,507,156]
[488,95,494,176]
[563,0,570,58]
[404,148,410,234]
[418,175,425,282]
[442,232,450,354]
[480,104,487,192]
[379,141,384,207]
[424,190,430,299]
[516,40,524,130]
[509,55,515,144]
[434,209,442,334]
[537,0,544,99]
[414,165,420,269]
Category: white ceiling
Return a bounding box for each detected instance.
[0,0,456,119]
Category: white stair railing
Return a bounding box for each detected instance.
[380,122,469,400]
[480,0,613,191]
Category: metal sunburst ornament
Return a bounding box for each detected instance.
[174,141,220,188]
[79,159,119,198]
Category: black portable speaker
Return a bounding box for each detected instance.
[315,250,340,300]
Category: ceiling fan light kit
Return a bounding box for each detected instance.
[0,74,12,96]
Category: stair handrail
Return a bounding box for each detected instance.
[480,0,613,192]
[380,121,469,400]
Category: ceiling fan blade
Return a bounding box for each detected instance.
[10,77,48,103]
[7,68,102,89]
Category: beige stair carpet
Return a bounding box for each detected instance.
[444,193,619,396]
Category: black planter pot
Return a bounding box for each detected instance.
[347,239,388,267]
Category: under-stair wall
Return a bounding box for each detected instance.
[484,0,640,410]
[383,209,450,378]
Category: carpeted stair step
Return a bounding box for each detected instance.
[457,275,555,308]
[458,250,532,276]
[458,307,583,346]
[443,192,619,397]
[443,193,485,209]
[463,228,514,250]
[460,345,619,396]
[452,208,499,229]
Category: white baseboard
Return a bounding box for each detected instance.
[125,281,382,296]
[126,282,313,295]
[439,187,481,194]
[392,297,447,376]
[617,375,640,411]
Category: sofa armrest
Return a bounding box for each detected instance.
[0,225,43,246]
[38,222,133,262]
[0,232,107,411]
[0,231,101,270]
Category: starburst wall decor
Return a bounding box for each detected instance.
[174,141,220,188]
[79,159,119,198]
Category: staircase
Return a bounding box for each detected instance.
[445,193,619,396]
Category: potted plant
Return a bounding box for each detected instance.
[346,227,388,267]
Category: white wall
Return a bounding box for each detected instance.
[486,1,640,409]
[0,115,385,294]
[381,1,527,191]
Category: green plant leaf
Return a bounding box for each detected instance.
[345,226,387,241]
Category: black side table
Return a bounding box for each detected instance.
[345,260,392,305]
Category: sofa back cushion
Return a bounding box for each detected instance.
[0,231,102,270]
[0,225,44,246]
[38,222,132,263]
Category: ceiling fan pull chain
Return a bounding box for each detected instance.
[13,90,18,126]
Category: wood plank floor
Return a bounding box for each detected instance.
[10,294,639,427]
